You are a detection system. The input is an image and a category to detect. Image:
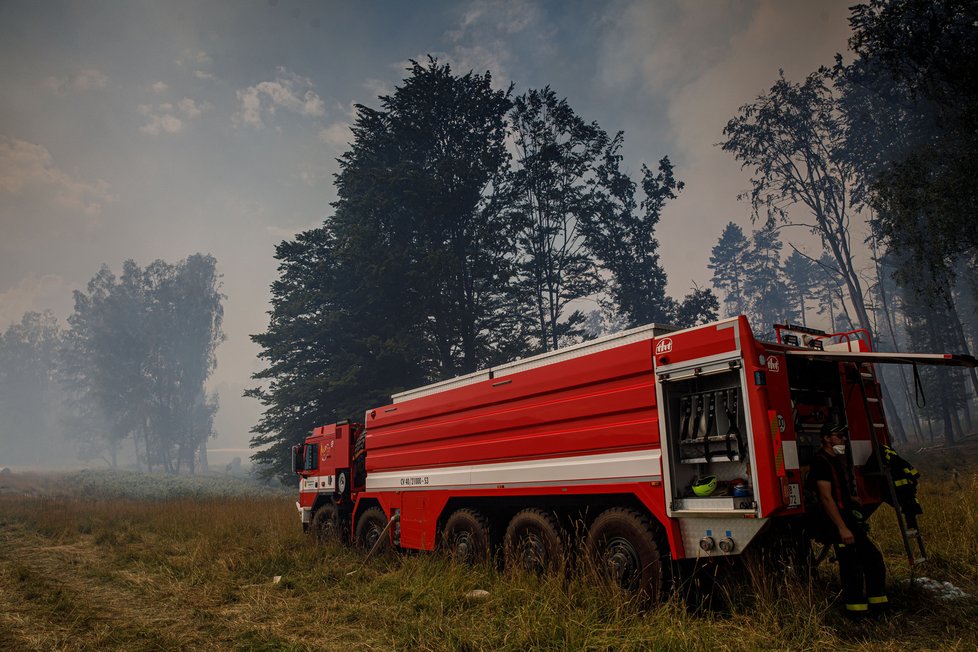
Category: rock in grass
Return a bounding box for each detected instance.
[272,576,282,584]
[465,589,489,601]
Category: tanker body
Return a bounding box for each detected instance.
[294,316,976,596]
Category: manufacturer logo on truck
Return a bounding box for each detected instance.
[767,356,780,372]
[655,338,673,355]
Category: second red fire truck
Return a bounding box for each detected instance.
[293,316,975,596]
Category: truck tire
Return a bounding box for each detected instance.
[503,508,564,574]
[354,506,390,553]
[442,508,492,564]
[310,502,348,546]
[585,507,667,600]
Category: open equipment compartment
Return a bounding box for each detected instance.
[785,355,847,468]
[659,363,755,512]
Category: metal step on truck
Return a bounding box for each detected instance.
[293,315,976,597]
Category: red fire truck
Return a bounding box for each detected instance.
[293,316,975,596]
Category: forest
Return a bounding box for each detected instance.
[0,0,973,478]
[248,0,978,480]
[0,255,224,471]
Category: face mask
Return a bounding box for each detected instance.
[832,444,847,455]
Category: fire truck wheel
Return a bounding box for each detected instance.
[503,508,564,575]
[355,507,391,552]
[310,502,348,546]
[442,508,492,564]
[585,508,666,600]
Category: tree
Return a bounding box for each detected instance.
[141,255,224,472]
[810,252,853,333]
[581,151,681,327]
[510,87,606,351]
[897,258,971,442]
[0,311,66,465]
[842,0,977,257]
[839,0,978,399]
[338,58,521,376]
[62,264,148,468]
[743,225,792,338]
[63,255,223,472]
[249,62,697,479]
[674,286,720,328]
[720,70,873,335]
[708,222,751,318]
[783,249,817,326]
[249,60,520,480]
[247,227,382,476]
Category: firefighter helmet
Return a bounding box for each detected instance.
[692,475,718,497]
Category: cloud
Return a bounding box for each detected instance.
[363,78,393,98]
[598,2,742,94]
[151,81,169,93]
[447,0,538,41]
[233,67,326,128]
[0,275,76,328]
[43,68,108,94]
[594,0,854,290]
[177,98,210,118]
[178,49,213,67]
[0,135,116,217]
[317,122,351,150]
[140,113,184,135]
[137,98,210,135]
[449,45,511,79]
[439,0,537,81]
[176,49,217,81]
[397,47,509,87]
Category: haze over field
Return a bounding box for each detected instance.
[1,1,859,461]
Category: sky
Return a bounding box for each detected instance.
[0,0,857,463]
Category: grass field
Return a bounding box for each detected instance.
[1,450,976,652]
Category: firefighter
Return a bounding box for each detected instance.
[808,424,888,616]
[877,443,923,531]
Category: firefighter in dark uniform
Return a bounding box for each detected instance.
[809,424,888,615]
[879,443,922,531]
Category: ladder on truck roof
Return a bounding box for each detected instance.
[786,347,977,567]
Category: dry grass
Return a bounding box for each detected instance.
[0,454,976,652]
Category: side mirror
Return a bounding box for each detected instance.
[292,445,304,473]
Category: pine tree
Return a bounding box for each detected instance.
[249,59,520,480]
[811,252,852,333]
[743,225,791,338]
[783,249,816,327]
[708,222,751,318]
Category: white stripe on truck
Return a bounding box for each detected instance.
[366,449,663,492]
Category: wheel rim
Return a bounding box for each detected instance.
[603,536,641,589]
[452,531,473,561]
[320,518,337,539]
[314,507,339,543]
[365,524,381,549]
[517,531,548,572]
